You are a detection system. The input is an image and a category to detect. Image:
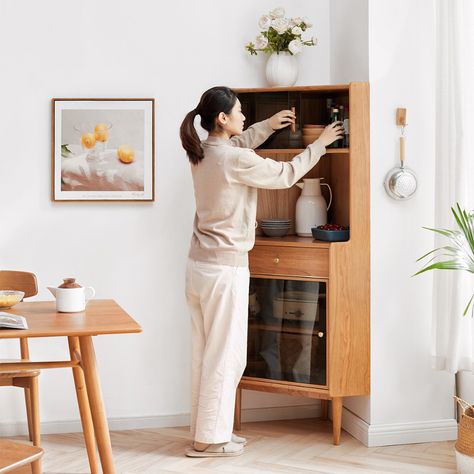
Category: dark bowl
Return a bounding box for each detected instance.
[311,227,350,242]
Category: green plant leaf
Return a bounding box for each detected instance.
[463,293,474,317]
[61,144,72,158]
[415,202,474,316]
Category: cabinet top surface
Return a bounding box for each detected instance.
[234,84,355,93]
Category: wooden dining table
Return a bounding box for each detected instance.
[0,299,142,474]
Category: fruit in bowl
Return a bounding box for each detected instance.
[0,290,25,309]
[316,224,349,231]
[312,224,350,242]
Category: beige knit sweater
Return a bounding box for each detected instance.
[188,119,326,266]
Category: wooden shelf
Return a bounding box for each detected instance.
[254,235,337,248]
[256,148,349,155]
[249,321,324,336]
[235,84,350,93]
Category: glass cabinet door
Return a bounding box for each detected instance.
[245,277,327,386]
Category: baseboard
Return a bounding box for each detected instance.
[342,407,458,447]
[0,403,321,437]
[0,404,457,448]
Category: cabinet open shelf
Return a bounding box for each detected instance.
[256,148,350,155]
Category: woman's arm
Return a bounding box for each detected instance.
[229,123,343,189]
[229,110,296,149]
[230,140,326,190]
[229,119,274,149]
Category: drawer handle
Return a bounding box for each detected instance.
[273,257,280,264]
[317,332,324,338]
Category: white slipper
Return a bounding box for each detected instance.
[231,433,247,445]
[185,441,244,458]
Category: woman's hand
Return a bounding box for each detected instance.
[317,122,345,147]
[269,110,296,130]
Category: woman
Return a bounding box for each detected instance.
[180,86,343,458]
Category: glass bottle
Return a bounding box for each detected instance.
[329,107,340,148]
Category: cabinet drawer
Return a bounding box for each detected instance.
[250,246,329,278]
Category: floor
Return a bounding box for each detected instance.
[20,418,457,473]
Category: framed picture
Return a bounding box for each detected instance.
[52,98,155,201]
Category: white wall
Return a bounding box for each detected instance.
[328,0,458,446]
[0,0,330,432]
[330,0,369,84]
[367,0,455,443]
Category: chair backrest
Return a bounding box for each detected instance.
[0,271,38,298]
[0,439,43,473]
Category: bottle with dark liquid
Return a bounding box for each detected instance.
[329,107,341,148]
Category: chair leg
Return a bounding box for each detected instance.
[24,387,34,442]
[29,376,41,447]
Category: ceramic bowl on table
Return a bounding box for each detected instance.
[0,290,25,309]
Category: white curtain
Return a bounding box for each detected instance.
[433,0,474,373]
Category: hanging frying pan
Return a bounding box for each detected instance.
[384,133,417,200]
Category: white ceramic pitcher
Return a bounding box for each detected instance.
[47,280,95,313]
[295,178,333,236]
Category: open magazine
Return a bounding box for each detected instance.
[0,312,28,330]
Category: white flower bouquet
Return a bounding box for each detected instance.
[246,7,316,56]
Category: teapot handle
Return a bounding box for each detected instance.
[321,183,332,210]
[84,287,95,302]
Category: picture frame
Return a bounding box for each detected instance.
[52,98,155,201]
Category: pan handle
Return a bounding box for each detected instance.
[400,136,405,167]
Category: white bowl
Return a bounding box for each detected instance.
[0,290,25,309]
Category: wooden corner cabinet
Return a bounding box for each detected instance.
[233,83,370,445]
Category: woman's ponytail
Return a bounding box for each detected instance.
[180,109,204,165]
[180,86,237,165]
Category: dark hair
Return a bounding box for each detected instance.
[180,86,238,165]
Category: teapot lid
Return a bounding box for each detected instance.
[58,278,82,289]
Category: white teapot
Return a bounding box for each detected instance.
[47,278,95,313]
[295,178,333,236]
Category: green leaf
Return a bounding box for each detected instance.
[61,144,73,158]
[463,293,474,317]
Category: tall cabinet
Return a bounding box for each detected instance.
[233,83,370,445]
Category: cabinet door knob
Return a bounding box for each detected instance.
[317,331,324,338]
[273,257,280,264]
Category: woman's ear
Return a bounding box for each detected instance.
[216,112,227,126]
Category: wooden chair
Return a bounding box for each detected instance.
[0,439,43,473]
[0,272,40,451]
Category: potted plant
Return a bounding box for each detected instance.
[415,203,474,473]
[245,7,316,87]
[415,203,474,317]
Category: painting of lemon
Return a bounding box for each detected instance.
[117,145,135,164]
[94,123,109,142]
[81,132,96,149]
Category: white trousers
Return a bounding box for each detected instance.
[185,258,249,444]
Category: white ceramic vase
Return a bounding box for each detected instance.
[265,51,298,87]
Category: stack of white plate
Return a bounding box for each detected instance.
[259,218,292,237]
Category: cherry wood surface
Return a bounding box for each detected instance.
[0,271,38,298]
[0,300,141,474]
[0,440,43,473]
[0,300,141,339]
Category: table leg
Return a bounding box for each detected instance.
[79,336,115,474]
[68,336,100,474]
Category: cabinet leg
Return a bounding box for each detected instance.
[320,399,328,420]
[234,387,242,431]
[332,397,343,445]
